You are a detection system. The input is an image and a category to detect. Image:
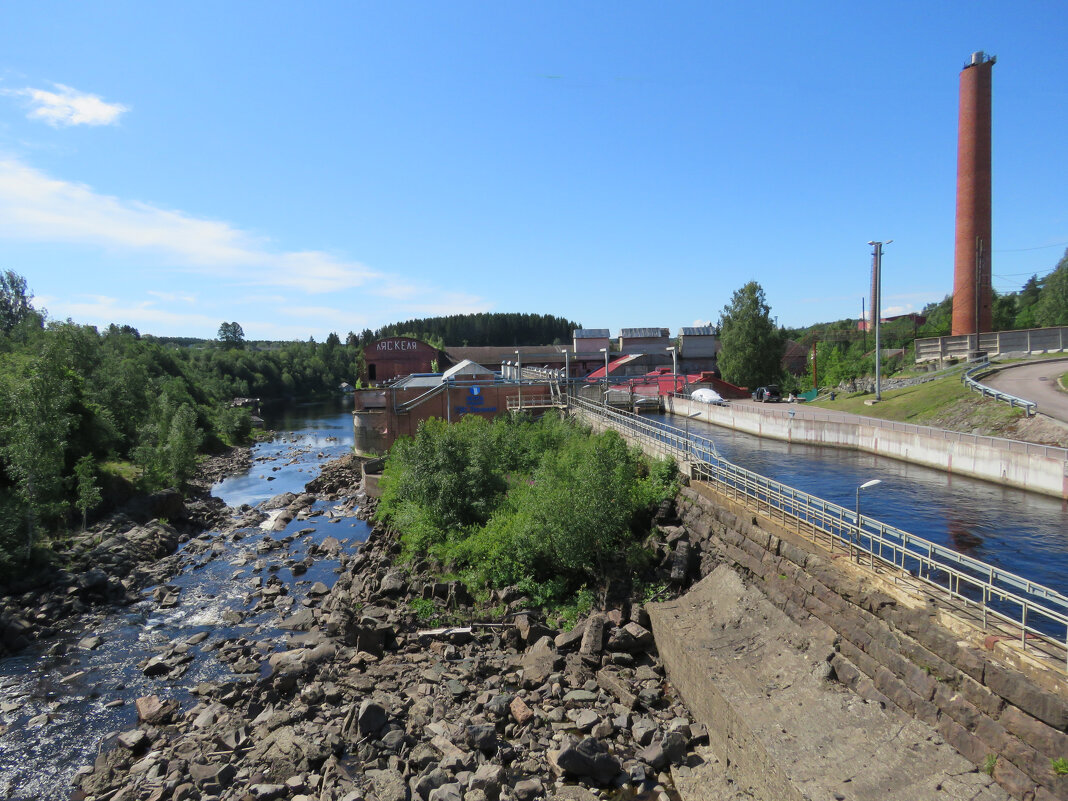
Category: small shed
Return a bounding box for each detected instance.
[442,359,495,382]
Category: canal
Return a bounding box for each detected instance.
[652,411,1068,598]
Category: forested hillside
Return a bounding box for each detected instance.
[368,312,579,347]
[784,246,1068,388]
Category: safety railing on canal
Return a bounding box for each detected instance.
[569,395,1068,669]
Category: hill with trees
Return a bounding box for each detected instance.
[366,312,580,347]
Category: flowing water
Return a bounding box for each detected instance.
[0,398,368,801]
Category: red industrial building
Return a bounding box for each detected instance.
[951,51,995,337]
[363,336,444,384]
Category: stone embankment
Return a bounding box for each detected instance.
[652,483,1068,801]
[73,456,714,801]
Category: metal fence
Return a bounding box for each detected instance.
[962,361,1038,416]
[569,396,1068,668]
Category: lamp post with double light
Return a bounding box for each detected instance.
[515,350,522,411]
[866,240,892,402]
[599,348,609,406]
[666,346,678,393]
[854,479,882,559]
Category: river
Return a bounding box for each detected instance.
[0,398,366,801]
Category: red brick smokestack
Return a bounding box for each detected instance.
[951,51,995,337]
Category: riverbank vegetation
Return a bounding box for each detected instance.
[0,270,360,571]
[376,413,677,608]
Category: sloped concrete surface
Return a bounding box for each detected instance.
[649,566,1009,801]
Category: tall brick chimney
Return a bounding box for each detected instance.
[951,51,995,337]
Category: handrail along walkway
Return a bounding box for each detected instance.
[567,395,1068,669]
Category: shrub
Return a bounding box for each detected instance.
[377,413,677,606]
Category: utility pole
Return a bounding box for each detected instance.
[867,240,892,402]
[811,339,818,390]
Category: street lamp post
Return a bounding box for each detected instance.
[599,348,609,406]
[867,240,892,402]
[563,350,570,405]
[855,479,882,560]
[515,350,522,411]
[666,346,678,393]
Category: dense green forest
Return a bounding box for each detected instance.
[376,412,677,608]
[367,312,580,347]
[0,271,360,570]
[783,247,1068,388]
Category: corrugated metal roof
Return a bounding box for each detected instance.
[680,326,716,336]
[574,329,610,338]
[620,327,669,338]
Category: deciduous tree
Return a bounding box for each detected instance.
[0,270,37,334]
[1034,249,1068,327]
[717,282,784,389]
[217,321,245,349]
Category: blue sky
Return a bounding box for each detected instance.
[1,2,1065,340]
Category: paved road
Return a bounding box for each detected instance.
[982,358,1068,423]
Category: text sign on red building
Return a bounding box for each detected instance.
[376,339,419,351]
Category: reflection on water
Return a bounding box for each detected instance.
[0,398,364,800]
[653,413,1068,596]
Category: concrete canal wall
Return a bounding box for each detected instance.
[665,396,1068,499]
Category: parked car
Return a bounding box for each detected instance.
[751,385,782,403]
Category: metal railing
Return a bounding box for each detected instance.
[962,361,1038,416]
[570,396,1068,668]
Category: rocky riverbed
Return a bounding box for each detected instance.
[0,459,239,659]
[70,454,711,801]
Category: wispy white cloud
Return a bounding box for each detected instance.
[44,294,220,331]
[883,304,917,317]
[0,156,492,334]
[4,83,129,127]
[147,290,196,304]
[0,157,382,294]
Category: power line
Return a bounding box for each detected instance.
[993,240,1068,253]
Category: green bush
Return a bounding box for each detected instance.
[377,412,677,606]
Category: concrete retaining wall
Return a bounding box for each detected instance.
[671,485,1068,801]
[665,396,1068,499]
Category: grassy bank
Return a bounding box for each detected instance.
[808,369,1068,446]
[809,374,1026,433]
